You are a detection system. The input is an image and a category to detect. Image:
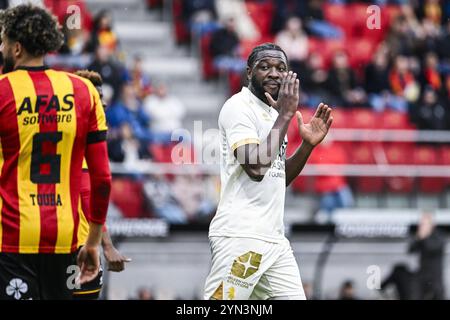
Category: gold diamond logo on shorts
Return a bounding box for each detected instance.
[231,251,262,279]
[227,287,235,300]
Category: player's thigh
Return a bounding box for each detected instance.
[256,241,306,300]
[38,252,78,300]
[0,253,39,300]
[204,237,277,300]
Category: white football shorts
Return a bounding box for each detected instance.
[204,236,306,300]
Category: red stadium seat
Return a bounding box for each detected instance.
[380,110,416,130]
[307,38,346,69]
[240,36,275,60]
[150,142,196,164]
[110,178,150,218]
[172,0,190,44]
[200,33,218,80]
[291,176,313,194]
[44,0,93,31]
[228,71,243,95]
[328,108,348,128]
[384,143,415,193]
[322,39,346,68]
[346,38,377,70]
[413,146,445,193]
[348,3,371,38]
[245,0,274,38]
[349,109,379,129]
[350,142,384,193]
[323,3,352,36]
[147,0,163,8]
[440,146,450,187]
[385,5,402,26]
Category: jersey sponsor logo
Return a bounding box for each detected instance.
[17,94,74,125]
[231,251,262,279]
[6,278,28,300]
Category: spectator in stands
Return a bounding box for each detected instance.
[420,52,444,94]
[215,0,260,40]
[410,86,449,131]
[309,134,354,219]
[85,9,118,54]
[388,55,420,111]
[338,280,359,300]
[8,0,42,6]
[107,83,153,151]
[421,0,443,26]
[59,13,89,56]
[143,82,186,144]
[301,0,343,39]
[437,20,450,63]
[409,212,446,300]
[209,17,246,74]
[418,16,442,55]
[271,0,308,34]
[275,16,309,75]
[88,45,127,103]
[326,50,366,107]
[171,174,216,224]
[182,0,217,37]
[300,52,330,108]
[385,15,419,58]
[107,123,150,165]
[126,55,152,101]
[365,46,407,112]
[380,263,420,300]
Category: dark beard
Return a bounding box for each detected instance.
[2,55,15,74]
[250,74,279,104]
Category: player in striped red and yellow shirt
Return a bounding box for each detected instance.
[0,4,111,299]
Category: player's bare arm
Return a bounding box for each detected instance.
[235,56,299,181]
[285,103,333,186]
[102,230,132,272]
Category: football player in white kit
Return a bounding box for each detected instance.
[204,43,333,300]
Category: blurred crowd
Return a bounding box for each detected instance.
[2,0,450,221]
[179,0,450,130]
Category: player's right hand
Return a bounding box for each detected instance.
[77,245,100,284]
[265,71,299,119]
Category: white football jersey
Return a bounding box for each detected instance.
[209,87,288,243]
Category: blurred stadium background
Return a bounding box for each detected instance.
[2,0,449,300]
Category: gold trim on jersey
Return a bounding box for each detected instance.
[231,138,260,152]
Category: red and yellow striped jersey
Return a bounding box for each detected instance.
[0,66,107,254]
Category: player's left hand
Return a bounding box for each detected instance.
[77,245,100,284]
[297,103,333,147]
[103,245,131,272]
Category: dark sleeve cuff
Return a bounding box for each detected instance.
[87,130,107,144]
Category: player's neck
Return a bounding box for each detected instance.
[14,55,45,70]
[248,84,270,107]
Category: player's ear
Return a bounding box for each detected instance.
[13,41,23,58]
[246,66,251,81]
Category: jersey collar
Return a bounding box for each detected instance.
[242,87,272,113]
[15,65,48,71]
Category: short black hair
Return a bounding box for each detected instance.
[0,4,64,56]
[74,70,103,87]
[247,43,288,69]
